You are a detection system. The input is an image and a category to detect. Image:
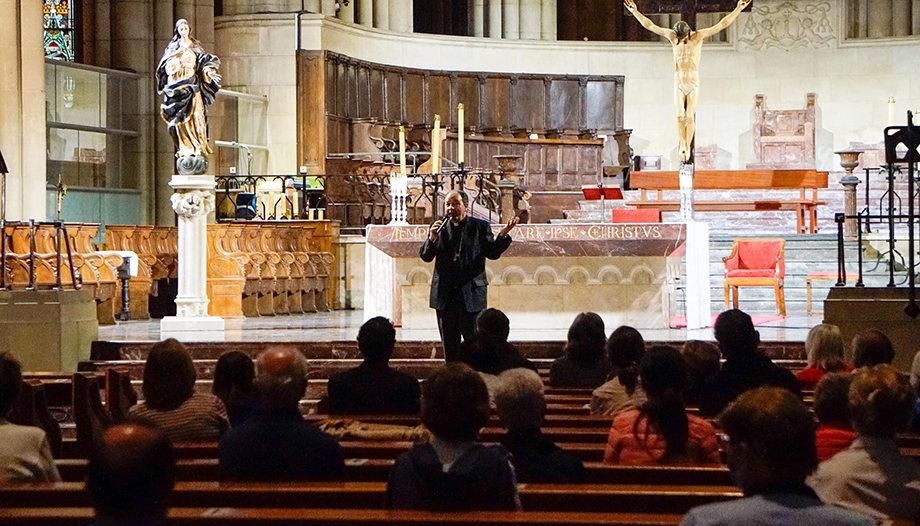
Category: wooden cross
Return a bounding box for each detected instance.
[636,0,752,29]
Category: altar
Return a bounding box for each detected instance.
[364,223,687,330]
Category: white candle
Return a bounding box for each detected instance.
[432,114,441,174]
[399,126,407,176]
[889,97,897,127]
[458,103,465,165]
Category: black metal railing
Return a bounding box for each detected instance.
[836,113,920,318]
[213,169,503,233]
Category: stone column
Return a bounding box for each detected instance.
[473,0,486,37]
[338,0,355,23]
[488,0,503,37]
[868,0,892,37]
[389,0,412,33]
[359,0,373,26]
[519,0,541,39]
[540,0,556,40]
[502,0,520,38]
[837,150,862,236]
[893,0,911,36]
[0,0,45,221]
[160,175,225,335]
[374,0,390,30]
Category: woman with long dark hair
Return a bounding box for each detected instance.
[549,312,612,387]
[591,326,648,416]
[130,339,229,443]
[212,351,259,427]
[603,346,719,465]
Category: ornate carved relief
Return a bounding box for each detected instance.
[738,1,835,51]
[170,190,215,219]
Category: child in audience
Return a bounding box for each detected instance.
[549,312,612,388]
[797,324,852,391]
[681,341,720,408]
[813,373,855,461]
[591,326,647,416]
[604,346,720,465]
[386,363,520,511]
[212,351,259,427]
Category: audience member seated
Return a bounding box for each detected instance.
[813,373,855,462]
[457,308,537,376]
[386,363,520,511]
[212,351,259,427]
[852,330,896,368]
[327,317,421,415]
[493,368,586,483]
[129,339,230,443]
[796,324,853,391]
[220,347,345,481]
[550,312,613,388]
[87,421,175,526]
[591,326,647,416]
[911,349,920,391]
[604,346,719,465]
[0,352,60,483]
[809,365,920,523]
[681,341,720,408]
[698,310,801,416]
[680,388,874,526]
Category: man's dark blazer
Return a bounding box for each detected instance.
[419,216,512,312]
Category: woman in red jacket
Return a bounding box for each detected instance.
[603,346,720,465]
[796,324,853,391]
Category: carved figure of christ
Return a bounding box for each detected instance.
[624,0,751,163]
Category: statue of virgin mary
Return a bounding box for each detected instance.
[156,19,221,172]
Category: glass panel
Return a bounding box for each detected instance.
[47,128,80,187]
[47,129,110,188]
[54,67,102,127]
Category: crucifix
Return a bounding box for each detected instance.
[632,0,751,30]
[625,0,752,220]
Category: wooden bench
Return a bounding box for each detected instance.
[0,481,741,514]
[0,507,687,526]
[627,169,829,234]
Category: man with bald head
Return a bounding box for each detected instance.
[420,190,518,360]
[219,347,344,481]
[88,421,175,526]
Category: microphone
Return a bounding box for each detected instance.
[434,215,451,236]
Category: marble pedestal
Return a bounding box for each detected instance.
[365,223,687,330]
[160,175,225,340]
[0,289,97,372]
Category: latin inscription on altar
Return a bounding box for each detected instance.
[393,224,663,242]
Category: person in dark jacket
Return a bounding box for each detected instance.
[457,308,537,375]
[219,347,344,481]
[326,317,421,415]
[212,351,260,427]
[494,368,586,482]
[420,190,518,361]
[697,310,801,416]
[386,363,520,511]
[550,312,613,387]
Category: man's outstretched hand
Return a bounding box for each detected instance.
[624,0,637,13]
[738,0,752,8]
[499,215,520,238]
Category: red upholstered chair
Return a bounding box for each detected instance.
[612,208,661,223]
[723,239,786,316]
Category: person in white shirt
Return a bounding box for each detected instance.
[0,352,60,483]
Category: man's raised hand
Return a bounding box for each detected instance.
[624,0,637,13]
[738,0,751,8]
[429,220,443,242]
[499,215,520,238]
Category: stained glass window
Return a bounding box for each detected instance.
[43,0,75,61]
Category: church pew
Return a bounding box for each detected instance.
[55,458,733,486]
[628,169,829,234]
[0,507,686,526]
[0,481,741,514]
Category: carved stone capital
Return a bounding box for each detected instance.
[171,190,215,219]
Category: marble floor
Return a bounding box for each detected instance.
[98,310,822,343]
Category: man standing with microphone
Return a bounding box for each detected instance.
[420,190,519,361]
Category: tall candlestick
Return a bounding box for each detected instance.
[399,126,407,176]
[458,103,465,165]
[889,96,896,127]
[432,114,441,174]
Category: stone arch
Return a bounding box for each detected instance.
[501,266,527,285]
[406,267,432,285]
[535,266,559,285]
[598,265,623,285]
[565,265,590,285]
[628,265,655,286]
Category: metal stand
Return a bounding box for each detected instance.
[117,260,131,321]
